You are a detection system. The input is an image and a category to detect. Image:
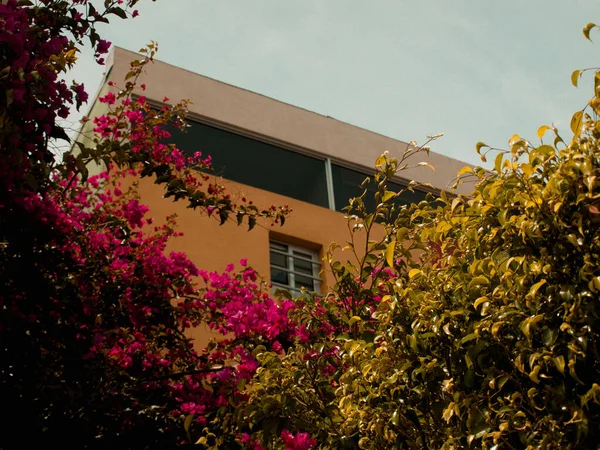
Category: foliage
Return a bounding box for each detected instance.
[3,0,600,448]
[0,0,290,448]
[196,25,600,450]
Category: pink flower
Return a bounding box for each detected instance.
[240,258,248,267]
[72,82,88,108]
[280,430,316,450]
[99,92,116,105]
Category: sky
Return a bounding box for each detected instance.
[67,0,600,166]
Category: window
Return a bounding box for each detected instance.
[168,120,329,207]
[167,118,434,212]
[269,241,321,296]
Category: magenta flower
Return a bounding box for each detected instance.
[280,430,317,450]
[96,39,111,55]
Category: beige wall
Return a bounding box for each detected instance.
[108,47,474,195]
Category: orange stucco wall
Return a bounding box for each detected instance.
[135,175,377,347]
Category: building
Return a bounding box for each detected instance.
[83,47,472,344]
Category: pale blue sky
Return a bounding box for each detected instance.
[68,1,600,166]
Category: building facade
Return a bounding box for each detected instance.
[83,47,472,344]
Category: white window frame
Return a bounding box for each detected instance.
[269,240,321,296]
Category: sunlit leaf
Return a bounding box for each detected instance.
[537,125,550,139]
[571,69,581,87]
[583,22,596,41]
[475,142,488,154]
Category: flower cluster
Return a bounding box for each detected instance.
[0,0,298,447]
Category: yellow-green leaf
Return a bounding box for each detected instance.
[571,111,584,138]
[474,296,488,310]
[508,134,521,145]
[494,152,504,173]
[527,279,547,298]
[375,153,387,168]
[537,125,550,140]
[475,142,488,154]
[529,365,541,384]
[396,228,409,242]
[521,314,544,342]
[521,163,533,178]
[451,197,462,213]
[443,402,456,423]
[385,240,396,267]
[571,69,581,88]
[468,276,490,290]
[460,333,477,345]
[348,316,362,326]
[382,190,396,202]
[408,268,421,279]
[457,166,473,176]
[583,22,596,41]
[183,414,194,432]
[491,322,502,337]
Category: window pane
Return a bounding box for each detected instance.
[271,268,288,286]
[270,251,288,268]
[270,242,288,252]
[292,250,312,259]
[294,274,314,291]
[168,121,329,207]
[293,257,313,275]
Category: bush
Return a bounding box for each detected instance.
[218,24,600,450]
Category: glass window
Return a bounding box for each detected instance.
[331,164,430,213]
[168,120,329,208]
[269,241,321,296]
